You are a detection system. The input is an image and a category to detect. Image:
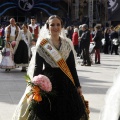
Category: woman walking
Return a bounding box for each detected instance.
[14,23,32,72]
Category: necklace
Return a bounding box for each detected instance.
[50,38,61,49]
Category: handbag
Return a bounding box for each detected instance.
[112,38,119,45]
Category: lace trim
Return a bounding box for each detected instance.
[37,38,72,68]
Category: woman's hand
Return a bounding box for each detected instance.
[77,87,82,96]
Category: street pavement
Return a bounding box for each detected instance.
[0,52,120,120]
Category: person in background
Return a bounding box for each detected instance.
[5,18,20,48]
[0,25,5,50]
[104,28,110,54]
[14,23,32,72]
[72,28,79,56]
[67,26,74,40]
[0,25,4,38]
[79,25,83,37]
[80,24,91,66]
[0,42,15,71]
[31,39,37,57]
[93,25,102,64]
[28,16,40,40]
[110,26,119,55]
[78,25,83,57]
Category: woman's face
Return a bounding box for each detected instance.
[48,18,62,36]
[22,25,27,31]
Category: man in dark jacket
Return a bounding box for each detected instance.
[110,26,119,55]
[80,24,91,66]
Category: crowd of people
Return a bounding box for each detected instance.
[0,16,120,70]
[0,15,120,120]
[0,16,39,72]
[65,23,120,66]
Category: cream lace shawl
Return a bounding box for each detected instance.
[37,38,72,68]
[27,37,74,79]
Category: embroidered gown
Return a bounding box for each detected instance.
[14,30,32,66]
[29,38,88,120]
[12,38,88,120]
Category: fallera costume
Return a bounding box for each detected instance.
[5,24,20,42]
[28,24,40,39]
[14,30,32,67]
[0,46,15,69]
[12,26,88,120]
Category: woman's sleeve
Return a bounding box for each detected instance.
[33,51,44,76]
[67,50,80,88]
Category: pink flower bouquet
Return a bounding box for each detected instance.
[25,74,55,119]
[32,74,52,92]
[25,74,52,103]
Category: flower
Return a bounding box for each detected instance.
[32,74,52,92]
[11,41,16,48]
[25,74,52,102]
[32,86,42,102]
[24,74,55,119]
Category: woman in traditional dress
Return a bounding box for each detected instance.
[0,42,15,71]
[14,23,32,72]
[12,15,89,120]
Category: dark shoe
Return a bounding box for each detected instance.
[115,53,119,55]
[85,64,91,66]
[21,69,27,72]
[96,61,101,64]
[5,69,10,72]
[81,63,85,66]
